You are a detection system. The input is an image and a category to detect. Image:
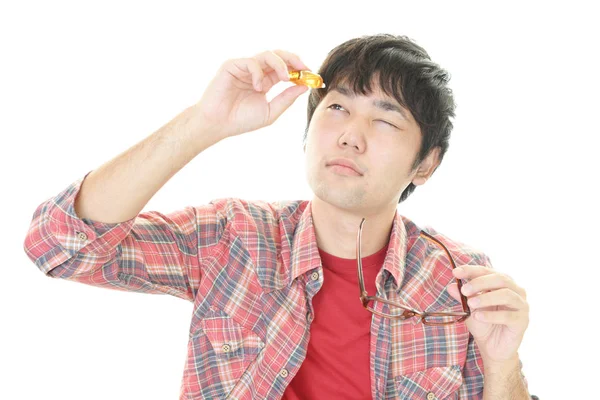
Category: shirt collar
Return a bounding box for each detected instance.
[383,211,423,286]
[288,200,322,281]
[288,201,423,285]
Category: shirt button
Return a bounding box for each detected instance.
[221,344,231,353]
[279,368,289,378]
[76,232,88,241]
[310,272,319,281]
[427,393,436,400]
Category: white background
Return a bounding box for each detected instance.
[1,1,598,399]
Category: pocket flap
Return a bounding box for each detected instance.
[396,365,462,399]
[200,310,263,358]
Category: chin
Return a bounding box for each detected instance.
[309,177,368,210]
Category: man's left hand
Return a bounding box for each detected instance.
[447,265,529,365]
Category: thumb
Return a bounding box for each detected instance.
[266,85,309,125]
[447,282,462,302]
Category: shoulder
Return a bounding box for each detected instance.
[403,215,493,269]
[207,198,309,229]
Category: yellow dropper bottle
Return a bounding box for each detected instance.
[288,70,326,89]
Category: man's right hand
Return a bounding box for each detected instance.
[195,49,312,140]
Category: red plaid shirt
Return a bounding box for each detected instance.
[24,172,506,399]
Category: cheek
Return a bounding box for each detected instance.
[310,120,332,138]
[307,122,337,150]
[371,145,416,178]
[313,110,346,131]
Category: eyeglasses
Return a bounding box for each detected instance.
[356,218,471,325]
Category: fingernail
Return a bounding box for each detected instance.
[461,284,472,295]
[454,267,463,275]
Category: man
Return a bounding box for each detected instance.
[24,34,533,399]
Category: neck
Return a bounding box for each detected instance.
[310,197,396,259]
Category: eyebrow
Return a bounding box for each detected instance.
[331,86,409,121]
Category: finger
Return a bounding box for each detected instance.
[228,58,264,91]
[472,309,528,326]
[452,265,493,280]
[259,69,285,93]
[254,50,290,83]
[447,282,461,302]
[266,84,309,125]
[467,288,527,311]
[461,273,523,297]
[272,49,310,71]
[447,282,471,302]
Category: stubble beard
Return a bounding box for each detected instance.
[309,169,368,211]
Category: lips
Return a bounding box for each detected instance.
[326,158,364,175]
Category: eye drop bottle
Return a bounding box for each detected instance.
[288,70,326,89]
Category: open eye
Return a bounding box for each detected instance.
[328,103,346,112]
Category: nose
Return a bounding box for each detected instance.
[338,116,369,152]
[338,123,366,152]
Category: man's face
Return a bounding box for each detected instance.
[304,82,433,214]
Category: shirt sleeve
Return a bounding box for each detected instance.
[459,335,532,399]
[23,171,230,302]
[458,332,485,399]
[457,253,532,399]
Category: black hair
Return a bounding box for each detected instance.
[304,34,456,203]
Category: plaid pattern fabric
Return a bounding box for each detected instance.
[23,172,521,399]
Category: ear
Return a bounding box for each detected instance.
[411,147,441,186]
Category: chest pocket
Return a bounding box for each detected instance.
[198,308,264,393]
[396,365,462,400]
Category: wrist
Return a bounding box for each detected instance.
[170,104,225,156]
[482,354,521,375]
[482,356,529,400]
[190,103,228,143]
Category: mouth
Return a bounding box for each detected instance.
[327,164,363,177]
[326,158,364,176]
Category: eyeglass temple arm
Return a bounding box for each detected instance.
[420,231,471,315]
[357,218,367,299]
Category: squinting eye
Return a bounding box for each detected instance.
[377,120,399,129]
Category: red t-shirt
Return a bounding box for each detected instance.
[282,242,388,400]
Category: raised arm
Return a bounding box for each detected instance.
[74,49,310,223]
[24,50,312,300]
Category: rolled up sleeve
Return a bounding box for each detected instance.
[23,171,229,302]
[458,253,531,399]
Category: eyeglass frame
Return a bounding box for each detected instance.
[356,217,471,326]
